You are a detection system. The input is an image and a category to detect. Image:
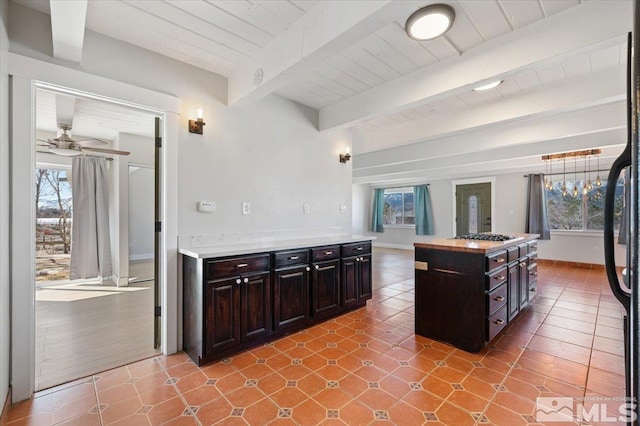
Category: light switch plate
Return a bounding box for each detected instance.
[242,202,251,215]
[303,203,310,215]
[339,204,347,213]
[197,201,215,212]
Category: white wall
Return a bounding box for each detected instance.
[0,0,10,413]
[128,167,154,260]
[355,172,626,266]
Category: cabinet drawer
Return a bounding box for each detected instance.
[311,245,340,262]
[528,252,538,263]
[487,305,508,342]
[206,254,270,279]
[528,240,538,253]
[274,249,309,269]
[487,283,507,315]
[486,250,507,272]
[507,247,519,263]
[341,242,371,257]
[486,266,507,291]
[518,243,529,257]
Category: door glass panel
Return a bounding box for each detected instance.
[468,195,478,233]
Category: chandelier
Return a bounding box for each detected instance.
[542,149,603,198]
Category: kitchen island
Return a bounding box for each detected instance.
[414,233,539,353]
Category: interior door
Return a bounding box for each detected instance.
[456,183,492,235]
[154,117,162,349]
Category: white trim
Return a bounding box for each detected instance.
[129,253,155,261]
[372,242,415,251]
[382,224,414,230]
[451,176,496,236]
[9,53,180,402]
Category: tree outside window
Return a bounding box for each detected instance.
[383,188,415,226]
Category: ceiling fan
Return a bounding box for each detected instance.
[37,124,130,157]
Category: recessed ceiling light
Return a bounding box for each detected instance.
[405,4,455,41]
[473,80,504,91]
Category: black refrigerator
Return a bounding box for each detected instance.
[604,2,640,424]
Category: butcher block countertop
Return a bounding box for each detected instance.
[414,233,539,254]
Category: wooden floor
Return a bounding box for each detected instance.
[35,262,159,390]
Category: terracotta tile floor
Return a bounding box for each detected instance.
[5,248,626,425]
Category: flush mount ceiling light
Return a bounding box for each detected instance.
[405,4,455,41]
[473,80,503,91]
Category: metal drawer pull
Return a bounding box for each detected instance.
[529,271,537,275]
[530,288,536,292]
[520,262,527,267]
[494,275,505,281]
[493,296,504,302]
[306,267,310,272]
[243,278,249,283]
[494,319,504,325]
[289,256,299,260]
[356,247,363,251]
[315,265,319,270]
[324,251,333,255]
[235,279,241,285]
[493,258,505,263]
[237,263,248,268]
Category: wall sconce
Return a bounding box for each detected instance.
[188,108,206,134]
[339,147,351,163]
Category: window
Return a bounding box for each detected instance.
[383,187,414,226]
[546,176,624,231]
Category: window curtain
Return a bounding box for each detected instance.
[619,167,629,245]
[526,173,551,240]
[414,184,434,235]
[70,156,113,279]
[370,188,385,233]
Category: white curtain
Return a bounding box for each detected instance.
[70,156,113,279]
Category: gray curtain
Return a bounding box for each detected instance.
[526,174,551,240]
[619,167,629,245]
[414,184,434,235]
[370,188,385,233]
[70,156,113,279]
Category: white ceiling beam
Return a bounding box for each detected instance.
[49,0,88,63]
[320,1,631,131]
[355,65,626,154]
[227,0,421,106]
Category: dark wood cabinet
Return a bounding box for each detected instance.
[507,262,520,321]
[183,240,373,365]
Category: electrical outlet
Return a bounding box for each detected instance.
[197,201,215,212]
[339,204,347,213]
[242,202,251,215]
[303,203,310,215]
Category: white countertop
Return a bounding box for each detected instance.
[179,235,376,259]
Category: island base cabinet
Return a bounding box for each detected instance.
[273,266,309,332]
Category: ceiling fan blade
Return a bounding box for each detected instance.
[73,137,108,146]
[83,146,130,156]
[37,138,56,145]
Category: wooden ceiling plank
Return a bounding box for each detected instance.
[536,64,565,85]
[457,0,511,41]
[539,0,581,17]
[328,54,386,88]
[319,1,630,131]
[313,63,372,94]
[499,0,545,29]
[561,54,592,79]
[207,0,291,37]
[357,34,418,76]
[444,6,486,52]
[343,47,401,82]
[513,70,543,92]
[589,43,624,73]
[375,23,438,69]
[227,0,419,106]
[49,0,87,63]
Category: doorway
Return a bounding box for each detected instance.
[33,87,161,390]
[454,181,493,235]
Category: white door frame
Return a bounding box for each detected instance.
[9,53,180,402]
[451,176,496,236]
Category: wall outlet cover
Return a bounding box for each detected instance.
[242,202,251,215]
[197,201,215,212]
[339,204,347,213]
[303,203,310,215]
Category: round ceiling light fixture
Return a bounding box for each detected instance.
[405,4,455,41]
[473,80,504,91]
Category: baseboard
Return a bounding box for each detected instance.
[372,242,414,251]
[538,258,605,270]
[129,254,154,261]
[0,387,11,426]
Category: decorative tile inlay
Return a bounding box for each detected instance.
[535,385,550,392]
[424,412,439,422]
[231,408,244,417]
[244,379,258,387]
[435,361,447,367]
[164,378,179,385]
[327,381,339,388]
[265,342,275,347]
[423,344,433,349]
[328,330,336,334]
[472,361,483,367]
[522,415,537,423]
[493,384,507,392]
[384,330,394,334]
[137,406,153,414]
[410,382,422,390]
[126,377,139,384]
[399,361,409,366]
[374,410,389,420]
[368,382,379,389]
[182,408,193,416]
[327,342,337,348]
[278,408,292,418]
[451,383,464,390]
[205,379,217,386]
[292,359,302,365]
[472,413,489,423]
[362,360,374,366]
[359,343,368,348]
[287,381,297,387]
[327,360,337,365]
[297,342,305,347]
[391,343,400,348]
[256,358,266,364]
[327,409,339,418]
[89,404,107,414]
[356,330,365,334]
[221,358,232,364]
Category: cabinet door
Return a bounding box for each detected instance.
[312,260,340,317]
[507,263,519,322]
[519,260,529,310]
[241,272,271,343]
[205,278,241,355]
[341,257,358,308]
[273,266,309,331]
[359,254,372,301]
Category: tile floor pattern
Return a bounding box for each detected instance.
[5,248,626,425]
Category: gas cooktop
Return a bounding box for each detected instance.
[454,233,515,242]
